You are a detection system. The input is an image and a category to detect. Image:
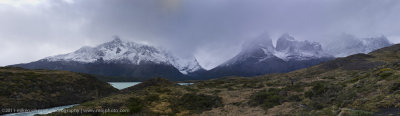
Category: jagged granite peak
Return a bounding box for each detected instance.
[171,57,203,75]
[276,33,323,52]
[275,34,331,61]
[111,36,123,43]
[242,33,275,54]
[276,33,296,51]
[223,33,276,66]
[325,34,393,57]
[222,33,332,66]
[44,37,204,74]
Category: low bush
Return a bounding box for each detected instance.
[379,71,393,78]
[377,68,393,79]
[283,84,304,92]
[249,88,284,109]
[127,97,144,113]
[242,83,264,88]
[341,109,373,116]
[304,81,343,110]
[390,82,400,93]
[176,93,223,112]
[144,94,159,103]
[305,81,341,98]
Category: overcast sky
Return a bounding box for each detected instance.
[0,0,400,69]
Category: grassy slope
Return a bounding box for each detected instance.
[48,44,400,116]
[0,67,118,114]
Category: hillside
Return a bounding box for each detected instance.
[0,67,118,115]
[47,44,400,116]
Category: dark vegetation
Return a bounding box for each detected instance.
[0,67,118,115]
[249,88,284,109]
[12,61,188,81]
[47,78,224,116]
[175,93,222,112]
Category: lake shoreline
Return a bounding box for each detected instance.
[108,82,194,90]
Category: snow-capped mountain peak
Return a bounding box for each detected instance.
[223,33,276,66]
[45,37,204,74]
[111,37,123,43]
[170,57,203,75]
[324,34,393,57]
[242,33,275,54]
[276,33,296,51]
[361,36,392,52]
[210,33,334,78]
[222,33,332,66]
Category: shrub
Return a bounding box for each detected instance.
[250,88,283,109]
[154,87,171,93]
[390,82,400,93]
[379,71,393,78]
[350,110,373,116]
[377,68,393,79]
[184,87,199,93]
[177,93,223,112]
[127,97,144,113]
[305,82,329,98]
[144,94,159,103]
[242,83,264,88]
[283,84,304,92]
[379,68,393,72]
[335,90,357,107]
[310,101,324,110]
[287,95,301,102]
[305,81,341,98]
[304,82,343,109]
[341,109,373,116]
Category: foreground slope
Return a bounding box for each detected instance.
[48,44,400,116]
[0,67,118,115]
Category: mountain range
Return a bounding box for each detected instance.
[203,33,333,78]
[324,34,392,57]
[12,37,204,81]
[11,34,393,81]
